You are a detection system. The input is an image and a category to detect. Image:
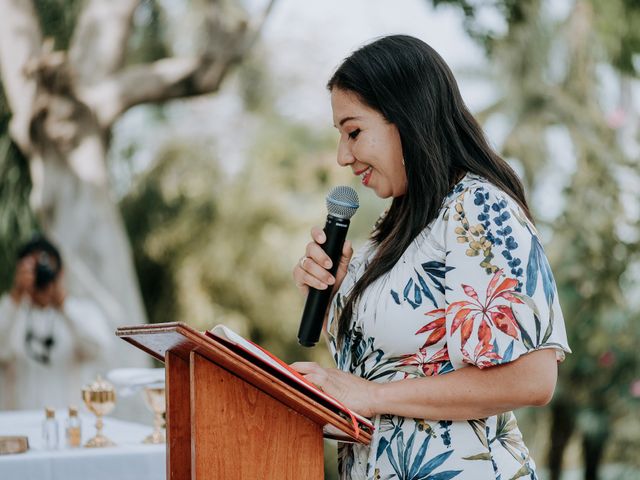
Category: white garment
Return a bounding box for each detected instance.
[0,295,112,410]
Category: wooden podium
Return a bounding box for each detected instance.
[116,322,371,480]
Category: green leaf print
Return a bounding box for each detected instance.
[508,462,532,480]
[494,413,528,464]
[541,304,554,344]
[409,430,431,478]
[382,422,462,480]
[467,419,489,450]
[462,452,493,461]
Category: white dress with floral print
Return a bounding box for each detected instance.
[327,173,571,480]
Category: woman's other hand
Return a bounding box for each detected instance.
[290,361,378,418]
[293,226,353,296]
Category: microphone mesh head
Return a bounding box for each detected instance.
[326,186,359,219]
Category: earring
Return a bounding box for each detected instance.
[402,158,405,166]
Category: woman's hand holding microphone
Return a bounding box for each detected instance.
[293,226,353,297]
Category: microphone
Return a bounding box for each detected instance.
[297,186,359,347]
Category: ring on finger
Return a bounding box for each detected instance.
[299,256,308,270]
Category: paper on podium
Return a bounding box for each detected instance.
[206,325,374,442]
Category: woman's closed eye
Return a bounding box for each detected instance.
[348,128,361,140]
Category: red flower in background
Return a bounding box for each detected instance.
[598,351,616,368]
[630,379,640,398]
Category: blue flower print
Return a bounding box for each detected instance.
[481,194,524,289]
[439,421,453,448]
[474,190,489,206]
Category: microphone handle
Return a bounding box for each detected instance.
[297,215,350,347]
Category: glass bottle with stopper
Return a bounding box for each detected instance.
[42,407,59,450]
[65,406,81,448]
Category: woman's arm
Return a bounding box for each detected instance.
[291,348,558,420]
[374,348,557,420]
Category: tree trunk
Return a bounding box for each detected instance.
[547,400,577,480]
[581,412,610,480]
[582,434,605,480]
[26,58,149,371]
[0,0,277,409]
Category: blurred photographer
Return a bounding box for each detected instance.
[0,236,112,410]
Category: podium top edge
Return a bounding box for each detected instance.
[115,322,193,336]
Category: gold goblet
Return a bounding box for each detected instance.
[82,375,116,448]
[142,386,166,444]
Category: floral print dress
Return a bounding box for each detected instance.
[326,173,571,480]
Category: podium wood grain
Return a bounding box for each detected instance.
[190,352,323,479]
[166,351,191,480]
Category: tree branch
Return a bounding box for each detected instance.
[0,0,43,154]
[81,0,277,129]
[242,0,278,53]
[68,0,140,85]
[79,56,221,128]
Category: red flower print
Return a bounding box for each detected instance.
[448,269,524,365]
[416,308,447,349]
[398,345,450,377]
[397,308,454,377]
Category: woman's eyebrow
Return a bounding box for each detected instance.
[334,116,361,128]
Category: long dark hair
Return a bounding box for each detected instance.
[328,35,533,343]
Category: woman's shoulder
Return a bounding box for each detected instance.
[410,176,493,252]
[442,173,531,224]
[432,173,533,239]
[443,173,511,207]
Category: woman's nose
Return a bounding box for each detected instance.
[337,138,355,166]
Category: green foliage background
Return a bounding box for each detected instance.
[428,1,640,477]
[1,1,639,478]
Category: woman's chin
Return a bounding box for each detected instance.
[372,188,393,199]
[368,182,394,198]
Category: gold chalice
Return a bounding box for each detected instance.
[142,386,166,444]
[82,375,116,448]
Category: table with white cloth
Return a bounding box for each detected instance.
[0,409,165,480]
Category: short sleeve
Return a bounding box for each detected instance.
[443,184,571,369]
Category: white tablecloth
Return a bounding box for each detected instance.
[0,410,165,480]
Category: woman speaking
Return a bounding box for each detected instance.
[292,35,570,480]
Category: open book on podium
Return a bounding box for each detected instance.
[205,324,374,441]
[116,322,373,444]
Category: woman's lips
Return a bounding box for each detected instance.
[353,166,373,186]
[360,166,372,186]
